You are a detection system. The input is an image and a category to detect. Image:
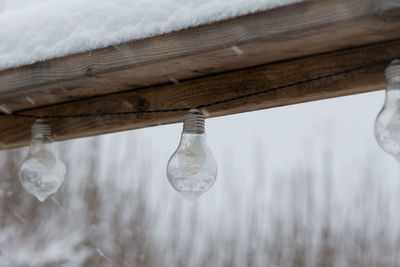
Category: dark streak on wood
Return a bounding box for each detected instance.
[0,39,399,149]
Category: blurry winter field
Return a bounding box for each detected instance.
[1,91,400,266]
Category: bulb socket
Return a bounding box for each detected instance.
[31,120,52,140]
[386,59,400,84]
[183,109,205,134]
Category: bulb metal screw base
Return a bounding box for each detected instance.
[386,59,400,84]
[183,109,205,134]
[31,120,51,140]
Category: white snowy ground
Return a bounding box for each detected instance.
[1,90,400,266]
[0,0,304,70]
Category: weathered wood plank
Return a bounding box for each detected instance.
[0,39,399,149]
[0,0,399,112]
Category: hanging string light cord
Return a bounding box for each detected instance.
[0,60,390,119]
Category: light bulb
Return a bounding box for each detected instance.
[166,109,217,202]
[19,121,66,201]
[375,59,400,161]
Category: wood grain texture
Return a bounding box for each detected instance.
[1,39,399,149]
[0,0,399,112]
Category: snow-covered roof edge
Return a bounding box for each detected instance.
[0,0,304,71]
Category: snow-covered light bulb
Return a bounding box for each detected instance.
[166,109,217,202]
[19,121,66,201]
[375,60,400,161]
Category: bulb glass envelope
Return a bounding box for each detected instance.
[167,110,217,202]
[19,122,66,201]
[375,60,400,161]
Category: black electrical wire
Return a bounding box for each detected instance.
[0,60,390,120]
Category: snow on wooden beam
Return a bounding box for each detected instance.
[0,0,399,113]
[0,39,399,149]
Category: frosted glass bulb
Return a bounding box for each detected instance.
[19,121,66,201]
[375,60,400,161]
[166,109,217,202]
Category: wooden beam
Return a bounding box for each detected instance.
[0,0,399,112]
[1,39,399,149]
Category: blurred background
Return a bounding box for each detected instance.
[1,91,399,266]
